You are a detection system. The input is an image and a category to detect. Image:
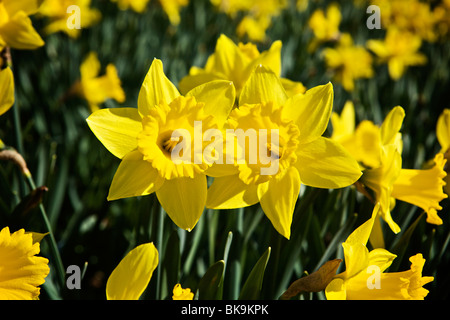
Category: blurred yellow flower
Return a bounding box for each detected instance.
[106,242,158,300]
[0,0,44,50]
[371,0,439,42]
[179,34,305,100]
[211,0,287,41]
[74,52,126,112]
[172,283,194,300]
[323,33,374,91]
[0,66,14,116]
[308,3,341,51]
[159,0,189,25]
[367,27,427,80]
[39,0,101,38]
[0,227,50,300]
[87,59,235,231]
[111,0,151,13]
[206,66,361,239]
[325,204,434,300]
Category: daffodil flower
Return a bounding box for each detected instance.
[0,66,14,116]
[178,34,305,99]
[39,0,101,38]
[172,283,194,300]
[307,3,341,51]
[87,58,235,231]
[206,65,362,239]
[366,27,427,80]
[332,104,447,237]
[74,52,126,113]
[106,242,159,300]
[0,227,50,300]
[325,204,434,300]
[322,33,374,92]
[0,0,44,50]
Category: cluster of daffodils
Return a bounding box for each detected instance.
[87,34,445,299]
[307,0,450,90]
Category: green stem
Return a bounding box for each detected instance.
[25,174,66,289]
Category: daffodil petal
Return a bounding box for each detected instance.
[156,174,207,231]
[206,174,259,209]
[0,67,14,116]
[0,11,44,49]
[106,242,159,300]
[283,82,334,144]
[239,64,288,107]
[108,150,164,200]
[186,80,236,129]
[295,137,362,189]
[138,58,180,117]
[380,106,405,146]
[86,107,142,159]
[80,52,101,80]
[3,0,41,16]
[367,248,397,273]
[178,72,221,95]
[325,278,346,300]
[436,109,450,152]
[256,167,301,239]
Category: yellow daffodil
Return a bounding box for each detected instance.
[0,66,14,116]
[0,0,44,50]
[331,102,403,170]
[332,104,447,235]
[178,34,305,100]
[206,65,362,239]
[325,204,434,300]
[87,58,235,231]
[39,0,101,38]
[308,3,341,51]
[371,0,439,43]
[211,0,287,42]
[366,27,427,80]
[106,242,158,300]
[159,0,189,26]
[73,52,126,113]
[0,227,50,300]
[172,283,194,300]
[110,0,151,13]
[322,33,374,92]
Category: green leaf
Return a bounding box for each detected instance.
[197,260,225,300]
[238,247,271,300]
[162,230,181,299]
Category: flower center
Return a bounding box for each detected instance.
[227,102,299,184]
[137,96,218,180]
